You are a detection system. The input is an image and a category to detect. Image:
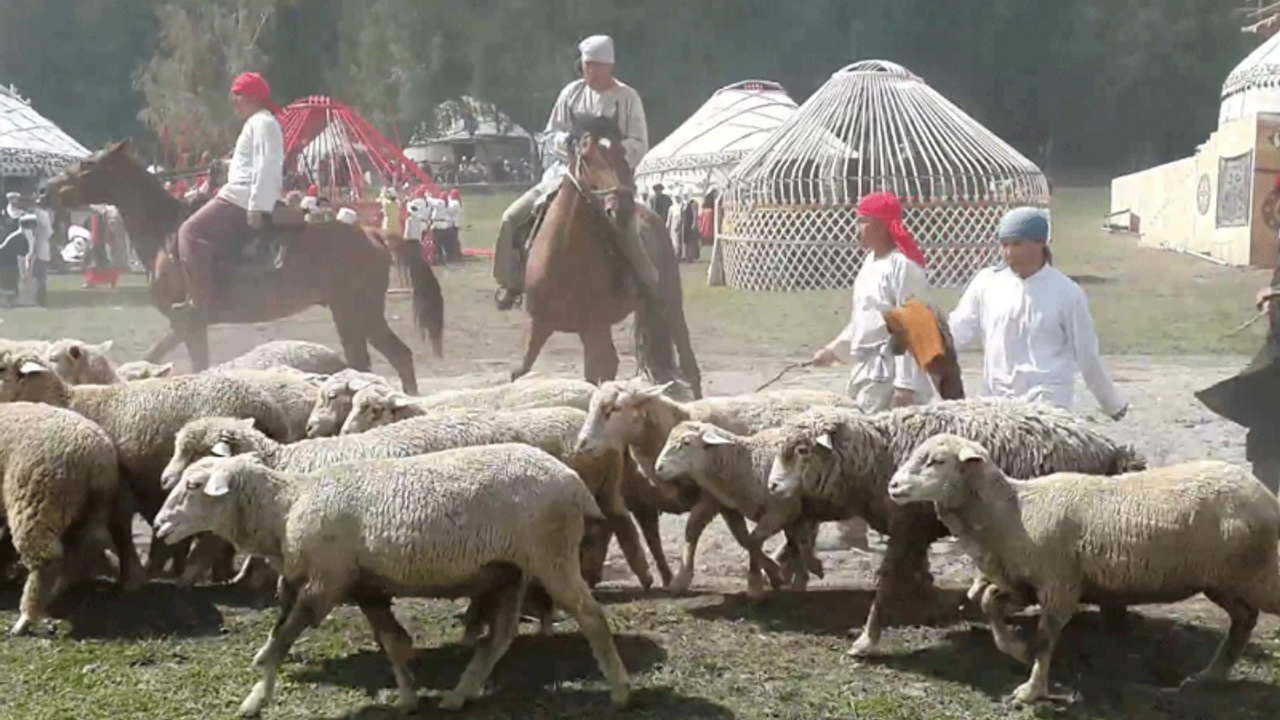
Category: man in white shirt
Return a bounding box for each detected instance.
[947,207,1128,419]
[173,71,284,324]
[812,191,933,550]
[491,34,658,310]
[25,198,52,307]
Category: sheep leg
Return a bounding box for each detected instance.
[719,509,787,597]
[441,577,528,710]
[632,506,673,587]
[240,583,325,718]
[849,524,936,656]
[358,596,419,713]
[11,541,63,637]
[980,584,1031,665]
[607,512,654,589]
[579,520,612,587]
[176,533,229,589]
[1187,590,1259,686]
[107,487,145,593]
[670,494,720,593]
[534,563,632,709]
[1009,592,1076,705]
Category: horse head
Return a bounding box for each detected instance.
[567,110,635,229]
[46,139,149,210]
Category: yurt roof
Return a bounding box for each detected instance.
[0,84,91,177]
[635,80,798,190]
[1221,30,1280,126]
[728,60,1047,205]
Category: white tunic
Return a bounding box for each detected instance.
[445,198,462,228]
[546,79,648,168]
[427,196,449,229]
[948,263,1125,416]
[217,109,284,213]
[825,250,933,399]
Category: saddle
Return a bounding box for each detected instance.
[215,205,307,283]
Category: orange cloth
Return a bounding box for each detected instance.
[882,299,945,372]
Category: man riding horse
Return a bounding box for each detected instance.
[491,34,661,311]
[171,71,284,326]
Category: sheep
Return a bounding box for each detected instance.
[160,406,653,597]
[339,377,598,435]
[116,360,174,381]
[575,378,859,594]
[886,433,1280,704]
[210,367,327,442]
[210,340,348,375]
[652,421,822,595]
[763,398,1149,658]
[304,369,392,438]
[42,339,121,385]
[0,402,145,635]
[0,356,293,581]
[153,447,631,715]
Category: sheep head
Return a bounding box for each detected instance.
[887,433,988,507]
[161,416,264,490]
[155,454,264,545]
[653,420,734,484]
[0,355,70,406]
[117,360,174,380]
[306,373,379,438]
[768,418,841,500]
[340,384,407,435]
[43,338,118,385]
[575,379,673,454]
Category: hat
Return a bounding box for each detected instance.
[996,207,1050,243]
[5,192,20,202]
[653,183,665,192]
[18,213,36,226]
[579,35,615,64]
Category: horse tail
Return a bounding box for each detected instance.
[370,229,444,358]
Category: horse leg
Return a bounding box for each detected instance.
[579,323,619,386]
[184,323,210,372]
[366,314,419,396]
[667,301,703,400]
[330,304,372,374]
[511,314,553,382]
[143,328,184,364]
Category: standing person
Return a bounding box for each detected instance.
[0,215,32,307]
[811,191,933,550]
[426,191,450,264]
[650,183,672,220]
[490,34,655,311]
[441,188,463,262]
[24,204,51,307]
[947,206,1128,419]
[172,71,284,326]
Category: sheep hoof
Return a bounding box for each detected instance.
[237,682,269,717]
[847,633,877,657]
[8,616,32,637]
[1007,680,1046,705]
[611,685,632,709]
[668,570,693,594]
[438,692,467,711]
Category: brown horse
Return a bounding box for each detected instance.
[44,140,443,395]
[513,114,702,398]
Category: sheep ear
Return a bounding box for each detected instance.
[390,395,413,410]
[18,361,47,377]
[95,340,113,354]
[348,378,370,392]
[203,469,233,497]
[156,363,174,377]
[815,432,834,450]
[701,427,734,446]
[956,445,985,466]
[210,441,233,458]
[67,344,84,360]
[639,381,675,398]
[235,417,256,430]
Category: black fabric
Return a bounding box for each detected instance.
[1195,263,1280,429]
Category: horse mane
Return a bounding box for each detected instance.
[571,113,624,145]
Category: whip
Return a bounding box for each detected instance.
[755,359,816,392]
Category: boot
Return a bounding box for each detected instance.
[495,287,522,311]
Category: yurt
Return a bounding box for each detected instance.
[1221,30,1280,127]
[635,80,798,196]
[0,84,90,179]
[715,60,1049,291]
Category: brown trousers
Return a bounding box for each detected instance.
[176,197,252,307]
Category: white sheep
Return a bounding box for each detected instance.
[116,360,175,381]
[652,420,821,595]
[887,432,1280,704]
[42,339,120,385]
[304,369,392,438]
[210,340,348,375]
[764,398,1149,657]
[210,367,327,442]
[153,446,631,716]
[575,379,859,593]
[339,377,598,435]
[0,402,145,634]
[0,356,293,582]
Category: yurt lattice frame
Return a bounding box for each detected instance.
[717,60,1049,291]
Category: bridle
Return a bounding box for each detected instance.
[564,133,634,220]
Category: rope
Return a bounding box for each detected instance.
[755,359,816,392]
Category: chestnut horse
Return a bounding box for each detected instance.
[513,114,702,398]
[45,141,442,394]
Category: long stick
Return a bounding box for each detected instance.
[755,359,816,392]
[1225,310,1267,338]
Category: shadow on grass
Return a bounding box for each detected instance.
[298,632,733,719]
[869,610,1280,720]
[686,586,976,639]
[1068,274,1113,286]
[0,578,265,639]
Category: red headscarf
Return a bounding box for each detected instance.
[230,72,280,116]
[856,192,926,268]
[448,188,460,200]
[306,184,318,197]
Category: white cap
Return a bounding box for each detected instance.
[336,207,359,224]
[578,35,615,64]
[5,192,19,202]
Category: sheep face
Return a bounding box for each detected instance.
[767,425,839,500]
[117,360,174,381]
[0,356,63,404]
[576,381,672,454]
[306,377,371,438]
[43,339,118,385]
[340,385,413,434]
[654,421,732,484]
[155,455,252,545]
[161,417,262,490]
[887,433,988,506]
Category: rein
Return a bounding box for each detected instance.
[564,148,633,220]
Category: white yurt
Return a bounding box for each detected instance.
[635,80,798,196]
[1220,30,1280,127]
[715,60,1049,291]
[0,84,91,179]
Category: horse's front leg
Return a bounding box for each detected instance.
[144,327,184,364]
[512,314,553,382]
[183,323,211,372]
[580,323,619,386]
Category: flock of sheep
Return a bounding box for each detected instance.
[0,336,1278,714]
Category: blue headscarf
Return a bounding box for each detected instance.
[996,207,1052,265]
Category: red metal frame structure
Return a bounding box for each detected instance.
[279,95,439,199]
